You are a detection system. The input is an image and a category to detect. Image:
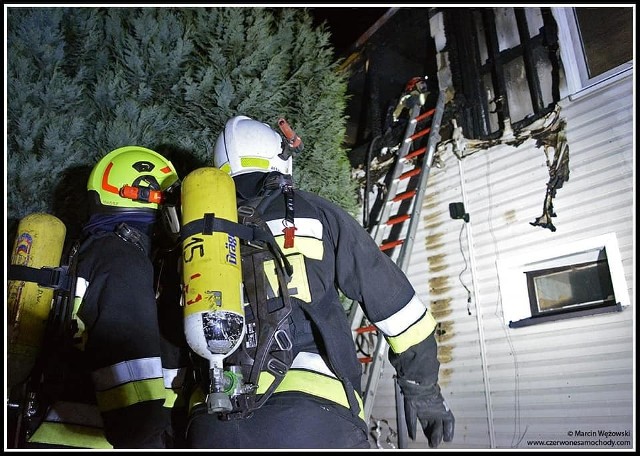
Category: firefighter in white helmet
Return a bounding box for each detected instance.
[19,146,187,449]
[184,116,454,449]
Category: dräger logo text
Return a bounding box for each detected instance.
[225,234,237,265]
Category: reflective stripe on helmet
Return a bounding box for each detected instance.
[240,157,271,170]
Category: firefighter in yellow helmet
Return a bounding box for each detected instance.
[184,116,454,449]
[22,146,185,449]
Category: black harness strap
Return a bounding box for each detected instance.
[11,239,81,446]
[8,264,71,292]
[300,290,365,423]
[180,212,292,279]
[220,244,294,421]
[184,201,296,420]
[180,214,257,243]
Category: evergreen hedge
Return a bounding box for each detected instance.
[7,6,357,241]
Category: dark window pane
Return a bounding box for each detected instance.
[526,258,615,317]
[575,7,633,78]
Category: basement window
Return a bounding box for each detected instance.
[497,233,629,328]
[525,256,616,319]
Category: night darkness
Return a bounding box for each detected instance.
[308,7,437,156]
[308,7,390,56]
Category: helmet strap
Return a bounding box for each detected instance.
[281,184,296,249]
[114,222,151,254]
[257,172,297,248]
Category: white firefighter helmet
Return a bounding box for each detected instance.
[213,115,292,177]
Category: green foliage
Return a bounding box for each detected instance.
[7,6,358,233]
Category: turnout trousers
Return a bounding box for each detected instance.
[186,394,371,449]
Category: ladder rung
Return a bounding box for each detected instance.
[415,108,436,123]
[403,146,427,161]
[392,189,417,202]
[355,324,377,334]
[386,214,410,226]
[380,239,404,251]
[399,168,421,180]
[409,127,431,142]
[356,90,445,428]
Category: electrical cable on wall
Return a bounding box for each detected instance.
[458,222,472,316]
[448,202,472,315]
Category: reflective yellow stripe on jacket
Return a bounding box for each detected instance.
[27,401,112,449]
[190,352,364,420]
[267,352,364,419]
[163,366,187,408]
[375,294,438,354]
[92,357,166,412]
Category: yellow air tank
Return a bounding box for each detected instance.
[181,167,245,412]
[8,213,66,388]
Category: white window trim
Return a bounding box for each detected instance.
[497,232,630,326]
[552,7,634,101]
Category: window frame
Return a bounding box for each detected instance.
[444,6,634,140]
[525,257,617,316]
[444,7,561,141]
[552,7,634,100]
[496,233,630,328]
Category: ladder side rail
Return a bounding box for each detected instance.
[396,90,446,271]
[370,103,424,246]
[349,102,425,333]
[360,90,447,428]
[362,325,388,421]
[392,90,446,448]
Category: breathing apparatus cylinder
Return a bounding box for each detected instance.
[181,167,245,413]
[7,213,66,388]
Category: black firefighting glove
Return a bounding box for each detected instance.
[397,378,455,448]
[388,331,454,448]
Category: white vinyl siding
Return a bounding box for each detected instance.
[368,74,633,449]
